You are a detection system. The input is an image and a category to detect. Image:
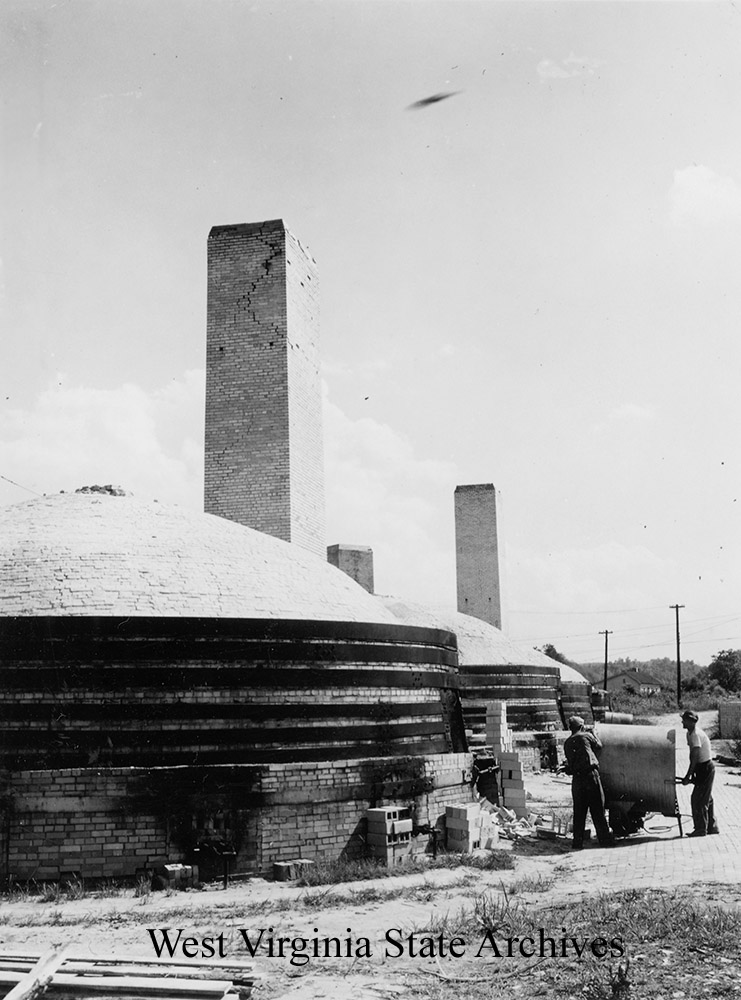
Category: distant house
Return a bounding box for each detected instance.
[605,669,662,696]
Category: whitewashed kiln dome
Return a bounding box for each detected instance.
[380,596,589,684]
[0,491,399,623]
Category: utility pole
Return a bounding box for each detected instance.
[600,630,613,691]
[670,604,685,707]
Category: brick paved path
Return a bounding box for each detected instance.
[554,739,741,895]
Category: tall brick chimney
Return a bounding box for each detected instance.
[454,483,502,629]
[204,220,325,557]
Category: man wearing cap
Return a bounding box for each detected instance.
[560,716,614,850]
[680,710,719,837]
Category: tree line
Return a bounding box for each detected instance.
[539,644,741,698]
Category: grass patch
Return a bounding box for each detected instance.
[295,850,514,887]
[405,886,741,999]
[508,873,556,895]
[418,884,741,949]
[559,886,741,948]
[3,876,90,904]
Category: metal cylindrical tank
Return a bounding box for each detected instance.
[595,723,677,816]
[602,711,634,725]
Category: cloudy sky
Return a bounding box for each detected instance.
[2,1,740,666]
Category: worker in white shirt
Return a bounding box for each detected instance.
[680,710,719,838]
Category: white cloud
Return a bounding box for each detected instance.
[537,52,602,82]
[505,541,679,660]
[509,541,673,615]
[592,402,656,435]
[0,374,460,608]
[609,403,655,423]
[323,393,458,605]
[322,358,390,379]
[669,165,741,227]
[537,60,571,81]
[0,371,205,509]
[563,53,602,74]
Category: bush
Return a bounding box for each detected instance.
[609,689,679,715]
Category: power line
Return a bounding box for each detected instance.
[521,631,741,663]
[510,605,669,616]
[582,634,741,657]
[682,615,741,640]
[517,613,741,645]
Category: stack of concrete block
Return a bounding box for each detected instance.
[446,803,481,852]
[485,700,514,753]
[498,751,528,818]
[366,807,413,866]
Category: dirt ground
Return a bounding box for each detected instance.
[1,711,739,1000]
[0,805,577,998]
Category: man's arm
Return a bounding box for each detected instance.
[586,730,603,753]
[559,738,574,775]
[682,745,701,784]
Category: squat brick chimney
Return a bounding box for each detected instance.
[327,544,374,594]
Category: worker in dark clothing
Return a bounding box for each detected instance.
[559,716,614,850]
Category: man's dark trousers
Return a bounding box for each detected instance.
[691,760,716,834]
[572,768,612,847]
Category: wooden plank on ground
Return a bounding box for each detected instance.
[0,957,255,973]
[9,965,252,985]
[0,971,237,998]
[2,949,68,1000]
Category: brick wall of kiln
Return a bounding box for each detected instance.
[0,617,465,770]
[0,754,474,881]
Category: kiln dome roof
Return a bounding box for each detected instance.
[380,596,590,684]
[0,492,399,623]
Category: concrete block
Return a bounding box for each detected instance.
[273,859,315,881]
[445,814,476,832]
[446,803,480,821]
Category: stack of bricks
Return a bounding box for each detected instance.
[365,807,413,866]
[484,700,528,817]
[498,751,528,818]
[485,700,513,753]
